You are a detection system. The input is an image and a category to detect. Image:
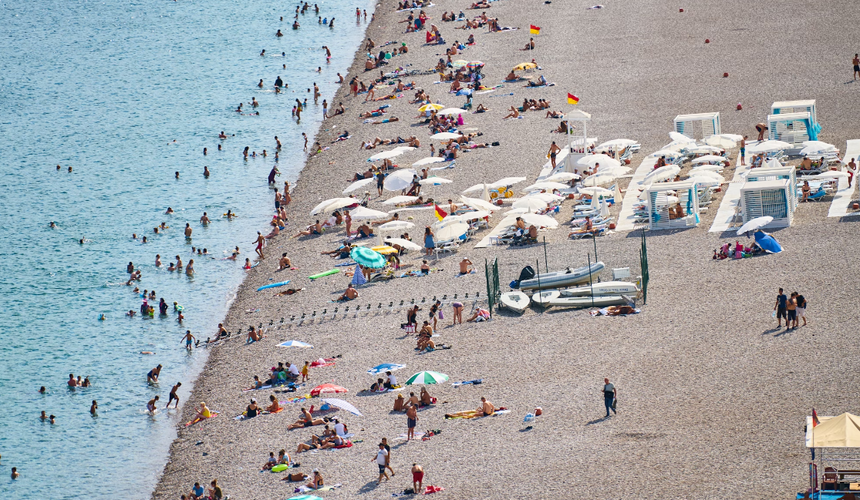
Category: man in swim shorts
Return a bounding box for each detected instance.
[412,463,424,493]
[147,364,162,384]
[406,404,418,440]
[181,330,196,350]
[774,288,787,328]
[166,382,181,409]
[147,395,159,413]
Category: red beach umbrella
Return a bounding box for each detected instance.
[310,383,348,397]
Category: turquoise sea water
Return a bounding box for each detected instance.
[0,0,372,498]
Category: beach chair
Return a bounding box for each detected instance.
[822,467,838,490]
[807,187,827,201]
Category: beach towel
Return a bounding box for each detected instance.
[185,412,219,427]
[242,384,273,392]
[452,378,482,387]
[295,484,342,493]
[590,307,641,316]
[524,82,555,88]
[424,485,445,494]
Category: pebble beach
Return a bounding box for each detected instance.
[151,0,860,499]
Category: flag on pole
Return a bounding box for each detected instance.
[567,93,580,105]
[434,204,448,221]
[812,408,820,428]
[529,25,541,35]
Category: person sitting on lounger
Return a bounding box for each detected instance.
[801,181,811,202]
[293,220,323,238]
[288,407,326,430]
[266,394,281,413]
[800,156,813,171]
[466,308,490,322]
[337,283,359,301]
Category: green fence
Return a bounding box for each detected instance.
[485,258,500,317]
[639,228,649,304]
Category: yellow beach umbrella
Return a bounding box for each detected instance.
[513,62,537,71]
[418,103,444,113]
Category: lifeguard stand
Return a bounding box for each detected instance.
[745,165,798,213]
[740,179,793,228]
[673,112,721,140]
[644,180,701,230]
[566,109,592,154]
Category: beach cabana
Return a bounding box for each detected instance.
[673,112,721,140]
[745,165,798,212]
[767,112,818,144]
[772,99,820,136]
[801,413,860,498]
[643,180,700,230]
[566,109,592,154]
[739,179,793,229]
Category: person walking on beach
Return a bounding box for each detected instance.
[796,292,807,326]
[166,382,182,409]
[412,463,424,494]
[406,403,418,440]
[381,437,395,476]
[253,231,265,259]
[603,378,617,417]
[548,141,561,169]
[774,287,787,328]
[739,136,747,166]
[787,292,798,329]
[854,54,860,80]
[372,443,390,484]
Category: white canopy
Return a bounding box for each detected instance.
[348,206,389,220]
[430,132,464,140]
[383,169,417,191]
[437,108,467,116]
[412,157,446,167]
[460,196,497,212]
[747,140,792,153]
[384,237,422,250]
[378,221,415,231]
[343,177,376,194]
[419,176,453,186]
[382,195,419,205]
[577,154,620,169]
[690,155,727,164]
[310,197,357,215]
[522,181,569,192]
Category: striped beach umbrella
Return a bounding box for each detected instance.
[405,371,449,385]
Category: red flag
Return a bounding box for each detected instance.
[812,408,820,428]
[434,204,448,221]
[529,25,541,35]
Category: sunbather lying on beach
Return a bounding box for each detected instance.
[293,221,323,238]
[288,407,326,430]
[445,397,496,419]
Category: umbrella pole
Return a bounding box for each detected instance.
[587,253,594,308]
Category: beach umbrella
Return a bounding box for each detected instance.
[686,145,724,155]
[460,196,497,212]
[811,170,849,180]
[456,88,473,96]
[643,165,681,184]
[737,216,774,235]
[437,108,467,116]
[690,155,727,165]
[348,206,389,220]
[310,197,354,215]
[524,192,563,203]
[351,264,367,286]
[596,165,632,175]
[545,172,580,182]
[600,198,611,218]
[754,230,782,254]
[662,140,697,152]
[513,62,537,71]
[596,138,637,150]
[690,164,724,173]
[648,149,683,158]
[590,190,600,210]
[322,398,363,416]
[686,175,721,187]
[278,340,314,348]
[579,186,613,198]
[418,103,444,112]
[462,183,490,194]
[802,140,835,149]
[451,59,468,68]
[800,143,837,155]
[381,195,419,205]
[435,222,469,241]
[378,221,415,232]
[467,60,484,69]
[522,181,569,192]
[581,172,618,187]
[350,246,387,268]
[445,210,491,222]
[413,157,446,167]
[368,148,414,162]
[383,169,417,191]
[688,170,724,182]
[343,177,376,194]
[577,154,620,169]
[321,198,360,212]
[368,363,407,375]
[516,213,558,228]
[489,177,528,188]
[704,135,737,149]
[430,132,464,140]
[384,237,422,250]
[310,383,348,396]
[405,371,449,385]
[511,198,547,212]
[747,140,792,153]
[419,176,453,186]
[669,131,695,143]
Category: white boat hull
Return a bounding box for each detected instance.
[546,295,630,309]
[499,291,530,313]
[530,290,560,307]
[518,262,605,290]
[559,281,639,297]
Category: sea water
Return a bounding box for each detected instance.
[0,0,374,498]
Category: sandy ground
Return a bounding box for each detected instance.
[152,0,860,498]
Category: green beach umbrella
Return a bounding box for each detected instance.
[350,246,387,269]
[405,371,449,385]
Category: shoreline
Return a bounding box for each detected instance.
[153,0,860,498]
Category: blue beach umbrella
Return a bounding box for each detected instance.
[351,264,367,286]
[368,363,406,375]
[278,340,314,348]
[350,246,387,269]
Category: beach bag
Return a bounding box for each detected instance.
[437,309,444,319]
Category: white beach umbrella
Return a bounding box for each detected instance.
[517,213,558,228]
[747,140,792,153]
[800,143,837,156]
[687,145,724,155]
[669,131,695,143]
[462,183,489,194]
[596,138,637,150]
[378,221,415,232]
[430,132,464,140]
[383,169,417,191]
[590,191,600,210]
[600,198,611,218]
[577,154,620,169]
[690,164,724,173]
[648,149,683,158]
[737,216,773,235]
[412,157,446,167]
[369,148,412,161]
[643,165,681,184]
[321,398,363,417]
[435,222,469,241]
[581,172,618,187]
[802,140,836,149]
[579,186,613,198]
[686,175,721,187]
[662,140,697,152]
[691,155,728,165]
[523,192,563,203]
[522,181,569,192]
[810,170,849,180]
[704,135,737,149]
[343,177,376,194]
[460,196,497,212]
[511,198,548,212]
[454,210,491,220]
[489,177,528,188]
[382,195,419,205]
[348,206,389,220]
[419,176,453,186]
[384,237,422,250]
[311,197,356,215]
[545,172,580,182]
[596,165,632,175]
[437,108,467,116]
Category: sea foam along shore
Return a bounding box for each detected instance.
[153,0,860,498]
